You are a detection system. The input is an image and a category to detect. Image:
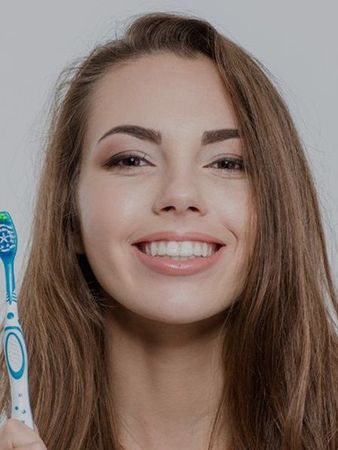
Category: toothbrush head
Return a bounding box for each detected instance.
[0,211,18,263]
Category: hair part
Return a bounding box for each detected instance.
[1,11,337,449]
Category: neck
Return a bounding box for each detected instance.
[104,307,229,450]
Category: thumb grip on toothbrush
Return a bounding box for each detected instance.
[4,323,34,429]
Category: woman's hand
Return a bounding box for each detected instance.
[0,418,47,449]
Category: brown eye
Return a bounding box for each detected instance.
[207,157,245,172]
[103,153,245,173]
[104,152,150,169]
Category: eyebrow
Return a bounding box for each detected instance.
[97,124,241,146]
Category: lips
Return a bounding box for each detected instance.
[131,239,227,276]
[132,231,226,246]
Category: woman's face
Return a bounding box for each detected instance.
[76,52,255,324]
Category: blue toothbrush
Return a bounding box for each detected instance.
[0,210,33,428]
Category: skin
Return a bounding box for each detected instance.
[76,52,254,449]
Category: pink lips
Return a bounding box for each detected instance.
[132,231,226,246]
[132,241,227,276]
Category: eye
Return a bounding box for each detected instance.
[103,152,150,170]
[206,157,245,172]
[103,153,245,173]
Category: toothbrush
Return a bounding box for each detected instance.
[0,210,34,429]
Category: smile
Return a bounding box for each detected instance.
[132,243,226,276]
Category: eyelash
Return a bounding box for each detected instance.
[104,152,245,173]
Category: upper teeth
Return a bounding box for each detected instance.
[140,241,219,257]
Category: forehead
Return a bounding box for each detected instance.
[84,53,239,150]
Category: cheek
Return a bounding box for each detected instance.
[216,186,254,278]
[76,176,142,249]
[217,187,252,238]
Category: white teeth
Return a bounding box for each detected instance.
[142,241,218,257]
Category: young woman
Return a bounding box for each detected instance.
[1,11,337,450]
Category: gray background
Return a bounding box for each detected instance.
[0,1,337,422]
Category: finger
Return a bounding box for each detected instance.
[16,444,46,450]
[0,418,44,448]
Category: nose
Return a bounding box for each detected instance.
[152,172,208,217]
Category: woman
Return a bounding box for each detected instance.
[0,11,337,450]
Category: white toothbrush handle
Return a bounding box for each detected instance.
[4,290,34,429]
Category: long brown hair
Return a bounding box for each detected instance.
[1,11,337,449]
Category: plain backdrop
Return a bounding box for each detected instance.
[0,0,337,423]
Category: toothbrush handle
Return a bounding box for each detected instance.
[4,295,34,429]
